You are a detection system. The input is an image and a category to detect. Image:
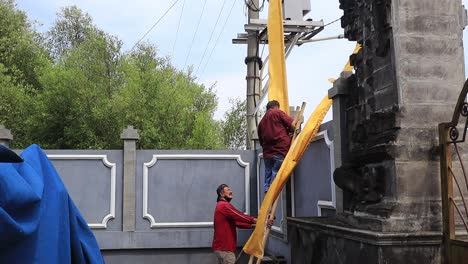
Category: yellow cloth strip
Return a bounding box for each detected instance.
[243,95,332,258]
[266,0,289,115]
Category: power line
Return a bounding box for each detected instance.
[130,0,180,52]
[194,0,227,76]
[182,0,208,69]
[260,42,266,58]
[323,17,341,27]
[199,0,237,78]
[171,0,186,57]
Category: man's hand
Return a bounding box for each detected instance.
[251,218,257,228]
[266,215,275,228]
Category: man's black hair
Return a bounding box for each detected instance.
[266,100,280,110]
[216,184,229,202]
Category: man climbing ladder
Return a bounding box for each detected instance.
[248,102,306,264]
[240,0,335,261]
[243,97,332,263]
[257,100,296,194]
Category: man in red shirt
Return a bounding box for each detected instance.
[212,184,256,264]
[257,100,295,193]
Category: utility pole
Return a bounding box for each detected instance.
[233,0,325,149]
[245,0,261,150]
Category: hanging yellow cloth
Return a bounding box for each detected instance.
[243,95,332,258]
[266,0,289,115]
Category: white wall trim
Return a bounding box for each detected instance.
[143,154,250,228]
[256,153,295,234]
[312,129,336,214]
[317,200,335,216]
[47,154,116,229]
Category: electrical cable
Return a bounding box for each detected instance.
[130,0,180,52]
[183,0,208,69]
[260,43,268,81]
[260,42,266,58]
[171,0,187,57]
[198,0,237,78]
[253,33,261,126]
[323,17,341,27]
[194,0,227,76]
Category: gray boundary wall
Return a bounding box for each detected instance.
[44,147,257,263]
[6,122,334,264]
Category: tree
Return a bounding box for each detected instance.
[0,0,50,90]
[113,43,224,150]
[34,30,124,149]
[46,5,94,60]
[221,98,247,150]
[1,4,239,150]
[0,64,37,146]
[0,0,50,148]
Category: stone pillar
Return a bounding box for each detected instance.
[389,0,466,232]
[0,125,13,147]
[288,0,466,263]
[328,72,352,213]
[121,126,139,232]
[337,0,466,233]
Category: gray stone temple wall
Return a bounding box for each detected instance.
[287,0,467,263]
[338,0,465,231]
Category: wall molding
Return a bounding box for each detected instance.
[312,130,336,215]
[317,200,335,216]
[143,154,250,228]
[47,154,116,229]
[256,153,295,236]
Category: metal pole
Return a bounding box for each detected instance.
[246,0,260,150]
[297,34,345,44]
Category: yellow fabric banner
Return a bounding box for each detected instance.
[266,0,289,115]
[243,95,332,258]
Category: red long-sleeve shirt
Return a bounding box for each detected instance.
[212,200,255,251]
[258,109,294,159]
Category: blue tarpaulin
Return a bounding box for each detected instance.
[0,144,105,264]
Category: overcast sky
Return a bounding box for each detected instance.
[15,0,468,121]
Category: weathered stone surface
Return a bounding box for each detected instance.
[400,80,460,104]
[305,0,465,262]
[396,0,460,14]
[397,57,463,81]
[288,217,442,264]
[400,36,462,56]
[398,15,460,35]
[394,161,441,199]
[398,104,456,127]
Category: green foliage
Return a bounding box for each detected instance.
[113,44,223,150]
[0,0,50,90]
[0,63,37,145]
[0,2,244,150]
[221,98,247,150]
[46,5,94,60]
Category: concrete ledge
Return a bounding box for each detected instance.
[287,217,442,264]
[287,217,442,246]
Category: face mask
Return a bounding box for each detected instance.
[224,196,232,202]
